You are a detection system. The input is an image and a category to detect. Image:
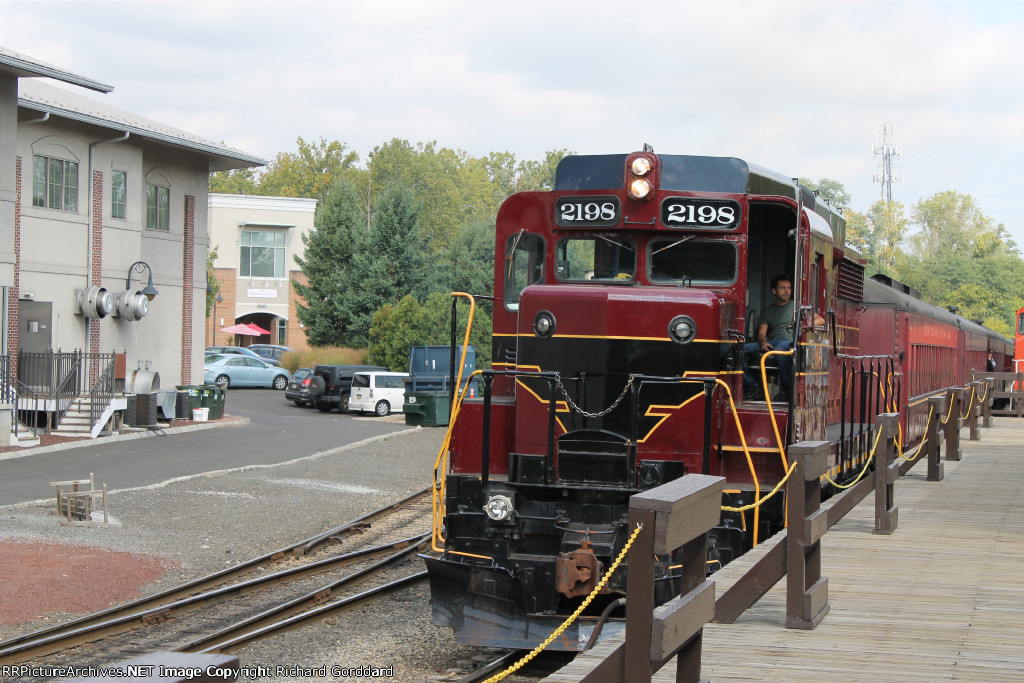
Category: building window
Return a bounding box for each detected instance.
[240,230,285,278]
[111,171,126,219]
[32,155,78,212]
[146,184,169,230]
[277,318,287,345]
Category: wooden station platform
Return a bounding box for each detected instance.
[546,417,1024,682]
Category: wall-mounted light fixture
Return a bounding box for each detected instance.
[127,261,159,301]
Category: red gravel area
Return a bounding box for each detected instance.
[0,539,179,625]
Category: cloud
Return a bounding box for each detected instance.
[2,0,1022,243]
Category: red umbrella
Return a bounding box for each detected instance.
[246,323,271,335]
[221,323,260,336]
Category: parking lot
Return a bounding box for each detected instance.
[0,385,417,507]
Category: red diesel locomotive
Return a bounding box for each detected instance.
[423,149,1011,650]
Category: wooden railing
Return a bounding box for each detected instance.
[581,474,724,683]
[714,381,988,627]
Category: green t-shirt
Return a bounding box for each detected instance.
[758,299,794,341]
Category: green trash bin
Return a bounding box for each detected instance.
[404,390,451,427]
[176,385,203,419]
[205,385,224,420]
[199,384,224,420]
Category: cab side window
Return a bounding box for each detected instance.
[504,233,544,311]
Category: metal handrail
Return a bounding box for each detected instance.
[88,355,118,432]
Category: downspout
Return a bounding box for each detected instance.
[86,132,129,348]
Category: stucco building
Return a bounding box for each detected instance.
[0,46,264,440]
[206,194,316,352]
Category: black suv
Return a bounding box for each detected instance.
[309,364,389,413]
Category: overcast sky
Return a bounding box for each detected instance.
[3,0,1022,246]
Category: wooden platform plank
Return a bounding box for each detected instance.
[544,417,1024,682]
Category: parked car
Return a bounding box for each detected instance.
[248,344,294,364]
[204,345,280,366]
[309,364,389,413]
[285,367,314,406]
[204,355,290,389]
[348,371,410,416]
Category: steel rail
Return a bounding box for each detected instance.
[173,538,428,653]
[0,486,429,653]
[0,535,429,666]
[457,650,522,683]
[296,486,431,555]
[190,572,429,654]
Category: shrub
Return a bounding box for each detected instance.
[279,347,368,373]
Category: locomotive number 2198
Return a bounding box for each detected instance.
[661,197,741,229]
[555,196,620,228]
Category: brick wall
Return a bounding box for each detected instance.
[181,195,194,382]
[207,267,236,347]
[287,270,310,351]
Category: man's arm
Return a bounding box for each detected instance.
[756,323,771,351]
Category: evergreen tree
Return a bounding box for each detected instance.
[337,186,427,346]
[292,178,364,345]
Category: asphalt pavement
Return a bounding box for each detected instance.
[0,388,415,506]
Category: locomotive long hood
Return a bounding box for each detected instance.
[518,284,722,342]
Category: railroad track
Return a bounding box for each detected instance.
[0,488,432,677]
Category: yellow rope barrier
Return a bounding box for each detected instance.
[721,461,798,512]
[822,426,885,489]
[939,391,957,425]
[959,387,976,420]
[896,406,933,462]
[483,523,645,683]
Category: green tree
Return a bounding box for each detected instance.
[368,292,492,371]
[292,178,365,346]
[337,186,427,346]
[897,191,1024,334]
[258,137,360,202]
[516,148,572,192]
[205,245,221,317]
[799,177,851,211]
[209,168,259,195]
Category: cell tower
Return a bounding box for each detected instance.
[872,122,903,203]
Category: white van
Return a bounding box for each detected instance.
[348,371,410,416]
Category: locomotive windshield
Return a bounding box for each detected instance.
[555,235,636,282]
[648,238,737,285]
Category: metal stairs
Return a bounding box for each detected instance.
[50,395,117,439]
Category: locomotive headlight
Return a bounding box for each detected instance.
[668,315,697,344]
[628,177,652,200]
[533,310,556,338]
[483,494,515,521]
[631,157,652,176]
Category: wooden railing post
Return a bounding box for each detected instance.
[982,378,992,428]
[786,441,830,629]
[874,414,899,535]
[944,387,963,461]
[926,395,945,482]
[968,381,981,441]
[584,475,723,683]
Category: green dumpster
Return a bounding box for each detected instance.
[176,385,203,419]
[404,390,451,427]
